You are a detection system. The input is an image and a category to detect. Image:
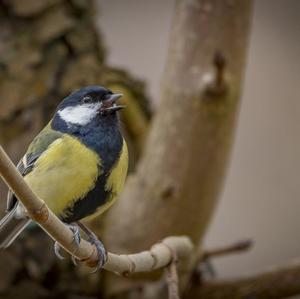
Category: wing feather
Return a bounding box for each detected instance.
[6,124,63,211]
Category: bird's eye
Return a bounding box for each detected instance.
[82,96,93,103]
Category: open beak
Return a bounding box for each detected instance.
[100,93,126,114]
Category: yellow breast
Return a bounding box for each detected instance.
[24,135,100,217]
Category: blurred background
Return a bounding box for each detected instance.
[98,0,300,278]
[0,0,299,298]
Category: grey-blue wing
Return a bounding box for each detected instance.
[6,153,41,212]
[6,125,63,212]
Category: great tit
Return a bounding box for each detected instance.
[0,86,128,269]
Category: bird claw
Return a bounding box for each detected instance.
[69,224,81,265]
[71,254,78,266]
[68,224,81,246]
[54,241,65,260]
[53,222,106,272]
[53,223,81,265]
[88,233,107,273]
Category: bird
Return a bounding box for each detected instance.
[0,86,128,271]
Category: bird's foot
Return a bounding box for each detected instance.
[54,241,64,260]
[77,222,107,273]
[87,232,107,273]
[53,223,81,264]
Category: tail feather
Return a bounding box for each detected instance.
[0,208,31,249]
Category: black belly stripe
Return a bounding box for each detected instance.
[60,171,111,223]
[52,113,123,223]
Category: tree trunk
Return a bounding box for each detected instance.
[103,0,252,296]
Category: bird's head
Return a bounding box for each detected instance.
[56,86,124,127]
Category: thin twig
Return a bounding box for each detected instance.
[0,145,194,274]
[186,258,300,299]
[190,239,253,285]
[202,239,253,259]
[165,259,180,299]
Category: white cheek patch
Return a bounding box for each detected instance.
[58,103,101,126]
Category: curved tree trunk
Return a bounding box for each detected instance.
[102,0,252,296]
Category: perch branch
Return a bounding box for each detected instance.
[0,145,194,274]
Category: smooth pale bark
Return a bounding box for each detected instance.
[102,0,252,296]
[104,0,252,255]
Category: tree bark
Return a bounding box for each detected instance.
[102,0,252,296]
[0,0,150,208]
[0,1,149,297]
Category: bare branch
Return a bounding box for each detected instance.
[185,259,300,299]
[0,145,193,274]
[165,251,180,299]
[190,239,253,287]
[202,239,253,259]
[165,261,180,299]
